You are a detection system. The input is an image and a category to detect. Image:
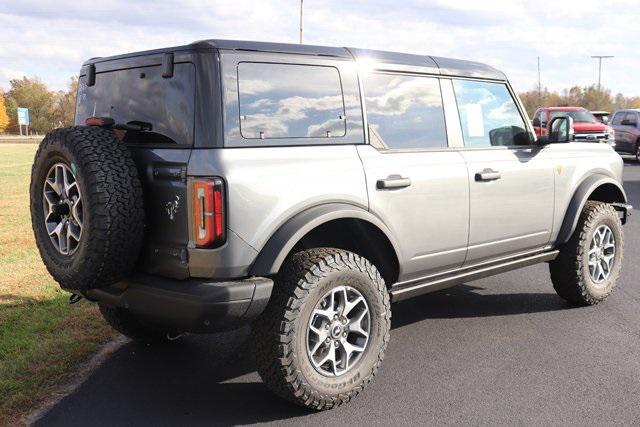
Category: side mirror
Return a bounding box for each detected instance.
[532,118,541,127]
[549,116,574,143]
[539,116,573,144]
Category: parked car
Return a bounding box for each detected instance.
[30,40,631,410]
[611,109,640,161]
[532,107,614,145]
[592,110,611,125]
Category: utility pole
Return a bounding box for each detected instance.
[591,55,614,91]
[299,0,304,44]
[537,56,542,107]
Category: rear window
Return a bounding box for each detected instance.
[75,63,196,145]
[237,62,346,139]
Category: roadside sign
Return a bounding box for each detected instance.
[17,108,29,126]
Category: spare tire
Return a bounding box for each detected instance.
[30,126,144,291]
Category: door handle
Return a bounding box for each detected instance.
[377,175,412,189]
[475,168,501,182]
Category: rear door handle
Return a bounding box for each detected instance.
[377,175,412,189]
[475,168,501,182]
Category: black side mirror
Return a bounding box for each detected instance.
[532,118,541,127]
[538,116,573,144]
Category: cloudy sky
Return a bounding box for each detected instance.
[0,0,638,95]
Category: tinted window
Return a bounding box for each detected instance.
[364,73,447,149]
[624,112,638,125]
[612,112,624,126]
[75,63,195,145]
[237,63,346,139]
[452,80,529,147]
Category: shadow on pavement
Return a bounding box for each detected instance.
[391,284,574,328]
[37,285,572,426]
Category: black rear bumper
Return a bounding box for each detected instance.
[83,275,273,333]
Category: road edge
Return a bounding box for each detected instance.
[21,334,129,426]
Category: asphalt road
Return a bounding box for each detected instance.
[38,158,640,426]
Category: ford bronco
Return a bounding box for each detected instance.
[30,40,631,410]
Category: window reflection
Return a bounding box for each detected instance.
[364,73,447,149]
[452,80,529,147]
[237,63,346,139]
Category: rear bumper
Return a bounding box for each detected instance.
[83,274,273,333]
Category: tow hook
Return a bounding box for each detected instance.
[69,293,82,304]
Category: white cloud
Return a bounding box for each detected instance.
[0,0,638,99]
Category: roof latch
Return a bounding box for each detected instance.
[162,53,174,78]
[87,64,96,86]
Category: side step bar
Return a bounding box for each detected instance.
[390,250,559,302]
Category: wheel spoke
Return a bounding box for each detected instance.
[348,309,369,337]
[343,295,364,317]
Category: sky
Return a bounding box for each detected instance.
[0,0,638,95]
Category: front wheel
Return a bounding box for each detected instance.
[252,248,391,410]
[550,201,624,305]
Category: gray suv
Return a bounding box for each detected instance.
[611,109,640,160]
[30,40,632,410]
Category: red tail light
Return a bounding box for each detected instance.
[192,178,225,247]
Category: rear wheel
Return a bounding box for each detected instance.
[635,140,640,162]
[550,201,623,305]
[252,248,391,410]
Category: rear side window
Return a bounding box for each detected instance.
[452,80,530,147]
[75,63,195,145]
[364,73,447,149]
[237,63,346,139]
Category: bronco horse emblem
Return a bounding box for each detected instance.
[165,195,180,220]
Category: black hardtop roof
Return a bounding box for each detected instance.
[83,38,506,81]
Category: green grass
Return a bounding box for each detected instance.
[0,144,114,425]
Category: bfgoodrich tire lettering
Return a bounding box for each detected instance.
[550,201,624,305]
[30,126,144,291]
[252,248,391,410]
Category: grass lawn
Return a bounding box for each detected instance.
[0,144,114,424]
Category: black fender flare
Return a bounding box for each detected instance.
[556,174,627,245]
[249,203,402,277]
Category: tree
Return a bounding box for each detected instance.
[6,77,56,134]
[518,84,635,117]
[53,77,78,128]
[0,92,9,133]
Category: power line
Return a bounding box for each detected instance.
[591,55,614,91]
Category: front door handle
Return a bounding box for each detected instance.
[475,168,501,182]
[377,175,412,189]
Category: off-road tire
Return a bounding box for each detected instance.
[252,248,391,410]
[99,305,170,344]
[550,201,623,305]
[30,126,144,291]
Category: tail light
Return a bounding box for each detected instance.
[192,178,225,247]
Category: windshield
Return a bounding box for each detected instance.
[550,110,597,123]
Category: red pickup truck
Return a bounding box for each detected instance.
[532,106,615,145]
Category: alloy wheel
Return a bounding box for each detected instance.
[42,163,83,255]
[306,285,370,377]
[587,224,616,283]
